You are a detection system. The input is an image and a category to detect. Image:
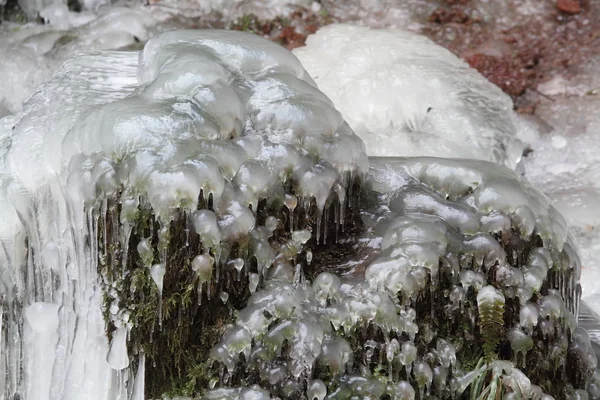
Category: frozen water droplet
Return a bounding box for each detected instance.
[220,291,229,304]
[307,379,327,400]
[249,273,260,293]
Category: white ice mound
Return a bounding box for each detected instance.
[0,29,366,400]
[293,24,526,167]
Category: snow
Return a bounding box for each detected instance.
[293,24,527,168]
[521,57,600,310]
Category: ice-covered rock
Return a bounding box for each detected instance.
[293,24,527,167]
[0,28,365,399]
[205,156,593,399]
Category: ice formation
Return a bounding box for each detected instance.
[293,24,528,167]
[521,62,600,312]
[202,157,596,399]
[0,27,598,400]
[0,29,365,399]
[148,0,315,20]
[0,5,160,117]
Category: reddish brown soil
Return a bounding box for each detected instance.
[227,7,337,50]
[422,0,599,113]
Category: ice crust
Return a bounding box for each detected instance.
[0,5,160,117]
[0,29,365,399]
[293,24,526,167]
[205,157,594,399]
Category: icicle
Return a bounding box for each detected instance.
[386,339,400,377]
[249,273,259,293]
[306,250,313,266]
[120,197,138,278]
[157,224,170,266]
[131,352,145,400]
[282,194,297,232]
[185,216,190,247]
[107,325,129,371]
[265,216,278,236]
[192,254,214,304]
[150,264,166,328]
[293,263,303,287]
[334,182,346,235]
[102,197,108,262]
[228,258,244,281]
[315,209,322,245]
[219,291,229,304]
[413,361,433,397]
[307,379,327,400]
[136,239,154,268]
[323,202,329,245]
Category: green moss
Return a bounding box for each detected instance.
[230,14,265,35]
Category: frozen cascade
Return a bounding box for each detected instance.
[0,29,366,399]
[0,27,598,399]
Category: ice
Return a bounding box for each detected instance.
[107,326,129,370]
[519,58,600,311]
[1,20,598,399]
[0,42,52,117]
[306,379,327,400]
[0,28,366,399]
[206,154,592,398]
[0,6,160,117]
[143,0,315,21]
[24,302,60,400]
[291,20,600,320]
[293,24,526,167]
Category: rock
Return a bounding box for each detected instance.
[556,0,581,14]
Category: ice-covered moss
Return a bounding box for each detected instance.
[0,29,366,399]
[203,157,595,399]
